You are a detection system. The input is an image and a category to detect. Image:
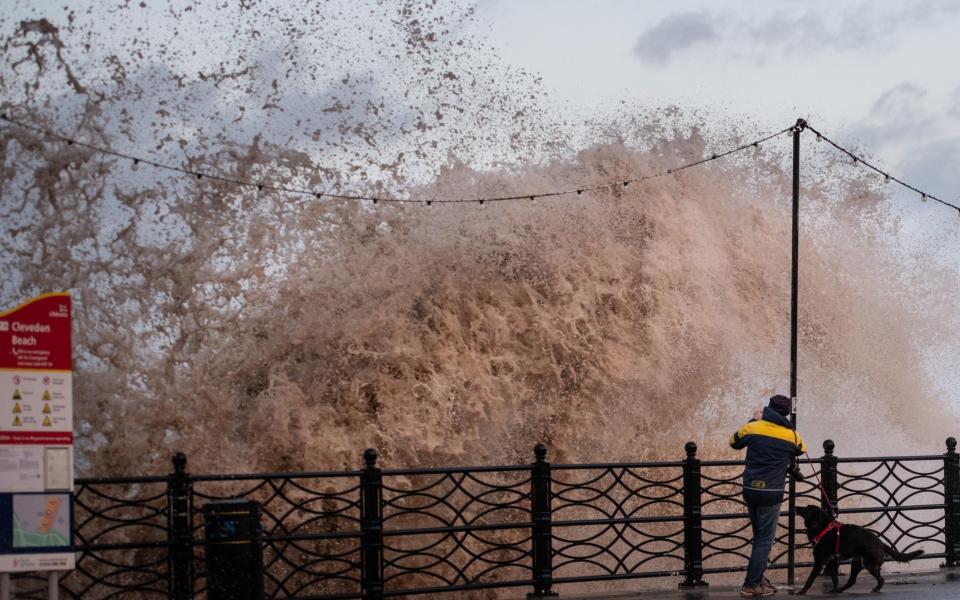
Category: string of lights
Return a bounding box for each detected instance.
[0,111,791,206]
[804,122,959,214]
[2,112,951,213]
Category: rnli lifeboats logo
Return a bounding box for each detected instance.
[751,480,767,489]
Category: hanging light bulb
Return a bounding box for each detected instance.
[921,193,927,203]
[816,133,823,143]
[884,175,890,184]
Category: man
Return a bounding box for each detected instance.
[729,394,807,597]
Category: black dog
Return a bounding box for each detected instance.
[796,505,923,594]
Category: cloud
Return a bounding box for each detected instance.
[633,12,716,65]
[633,3,960,65]
[743,10,832,55]
[899,138,960,199]
[872,83,927,112]
[844,82,959,202]
[845,83,939,149]
[741,5,956,56]
[859,83,935,142]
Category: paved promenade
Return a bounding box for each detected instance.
[565,569,960,599]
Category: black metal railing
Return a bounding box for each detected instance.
[7,437,960,598]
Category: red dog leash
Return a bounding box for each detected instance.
[802,448,842,554]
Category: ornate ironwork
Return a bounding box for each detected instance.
[5,438,957,598]
[550,462,685,582]
[834,456,946,558]
[11,475,171,599]
[380,464,532,594]
[699,460,755,567]
[190,472,362,599]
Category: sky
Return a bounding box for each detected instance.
[481,0,960,191]
[3,1,960,438]
[3,1,958,225]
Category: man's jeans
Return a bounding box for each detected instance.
[745,501,782,587]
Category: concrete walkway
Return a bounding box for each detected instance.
[566,570,960,599]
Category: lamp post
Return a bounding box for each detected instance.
[787,117,807,586]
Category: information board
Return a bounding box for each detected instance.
[0,293,74,572]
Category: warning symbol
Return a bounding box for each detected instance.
[42,403,51,414]
[42,416,52,427]
[13,402,22,414]
[42,390,51,401]
[12,389,22,400]
[12,415,22,427]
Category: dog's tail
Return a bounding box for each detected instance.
[883,543,924,562]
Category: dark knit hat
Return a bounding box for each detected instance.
[768,394,792,416]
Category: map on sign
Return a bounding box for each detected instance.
[12,494,70,549]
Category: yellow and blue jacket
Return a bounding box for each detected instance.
[729,406,807,505]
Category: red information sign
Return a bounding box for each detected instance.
[0,293,72,371]
[0,293,73,445]
[1,294,75,573]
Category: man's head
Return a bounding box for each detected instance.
[768,394,792,416]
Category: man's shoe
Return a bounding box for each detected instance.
[741,584,776,597]
[762,577,778,592]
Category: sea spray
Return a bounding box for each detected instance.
[1,3,957,478]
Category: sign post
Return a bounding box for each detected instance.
[0,293,75,594]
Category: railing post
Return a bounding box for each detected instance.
[168,452,194,600]
[942,437,960,569]
[360,449,384,600]
[529,443,557,598]
[820,440,839,515]
[679,441,708,589]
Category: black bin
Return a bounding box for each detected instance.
[203,499,265,600]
